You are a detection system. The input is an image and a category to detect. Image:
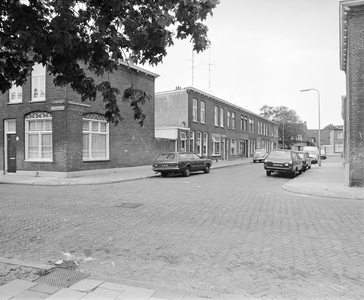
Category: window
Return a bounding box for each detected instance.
[297,134,302,140]
[196,132,202,155]
[250,118,255,133]
[239,140,245,155]
[244,117,248,131]
[190,131,195,152]
[240,116,244,130]
[232,112,235,129]
[31,63,46,102]
[214,106,219,126]
[200,101,206,124]
[203,132,208,156]
[227,111,231,128]
[337,132,343,139]
[180,132,187,152]
[83,113,109,160]
[220,107,224,127]
[192,98,198,122]
[9,84,22,103]
[25,112,52,161]
[212,136,221,156]
[230,138,236,155]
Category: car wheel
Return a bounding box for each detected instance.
[161,172,168,177]
[253,160,256,163]
[182,167,191,177]
[299,169,303,175]
[266,170,271,176]
[203,165,210,173]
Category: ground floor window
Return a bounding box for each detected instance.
[196,131,202,155]
[190,131,195,152]
[83,113,109,160]
[25,112,53,161]
[239,140,245,155]
[212,136,221,156]
[203,132,208,156]
[180,132,187,152]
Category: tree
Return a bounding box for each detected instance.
[0,0,219,125]
[323,124,335,130]
[260,105,305,148]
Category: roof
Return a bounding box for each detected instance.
[339,0,364,71]
[119,61,159,78]
[156,87,279,126]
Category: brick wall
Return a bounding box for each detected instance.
[347,8,364,187]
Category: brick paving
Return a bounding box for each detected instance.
[0,162,363,299]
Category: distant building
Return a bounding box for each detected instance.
[155,87,279,160]
[340,0,364,187]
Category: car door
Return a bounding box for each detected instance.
[192,153,205,171]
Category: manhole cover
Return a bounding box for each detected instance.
[115,203,143,209]
[34,268,89,288]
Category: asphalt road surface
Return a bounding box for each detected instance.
[1,162,363,299]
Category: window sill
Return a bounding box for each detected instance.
[30,99,46,103]
[83,159,110,162]
[8,101,23,105]
[25,160,53,163]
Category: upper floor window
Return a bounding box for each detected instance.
[227,111,231,128]
[192,98,198,122]
[200,101,206,124]
[250,118,255,133]
[25,111,52,161]
[9,84,22,103]
[31,63,46,102]
[220,107,224,127]
[337,132,343,139]
[82,113,109,161]
[214,106,219,126]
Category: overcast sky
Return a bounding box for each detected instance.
[143,0,345,129]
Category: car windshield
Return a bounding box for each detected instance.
[155,154,176,161]
[268,151,291,159]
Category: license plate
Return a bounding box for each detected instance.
[273,163,282,166]
[162,164,168,167]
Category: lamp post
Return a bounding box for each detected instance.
[300,88,321,166]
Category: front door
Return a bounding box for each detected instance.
[7,134,16,173]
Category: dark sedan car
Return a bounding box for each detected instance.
[264,149,303,178]
[152,152,212,177]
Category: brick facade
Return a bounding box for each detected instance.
[0,63,170,176]
[155,88,279,160]
[340,0,364,187]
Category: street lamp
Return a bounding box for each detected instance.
[300,88,321,166]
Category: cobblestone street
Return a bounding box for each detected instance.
[1,163,363,299]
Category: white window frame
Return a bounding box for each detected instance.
[220,107,224,128]
[25,112,53,162]
[230,138,237,155]
[196,131,202,155]
[239,140,244,155]
[203,132,208,156]
[192,98,198,122]
[212,136,221,156]
[227,111,231,128]
[190,131,195,152]
[214,106,219,126]
[9,83,22,103]
[31,63,46,102]
[200,101,206,124]
[232,112,235,130]
[83,114,109,161]
[180,132,187,152]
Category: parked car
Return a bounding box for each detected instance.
[253,148,268,163]
[303,146,319,164]
[297,151,311,171]
[264,149,303,178]
[152,152,212,177]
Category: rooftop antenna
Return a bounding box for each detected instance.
[192,48,195,86]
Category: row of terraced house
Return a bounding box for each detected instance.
[0,62,278,177]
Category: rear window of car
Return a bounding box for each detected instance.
[268,151,291,159]
[156,154,176,161]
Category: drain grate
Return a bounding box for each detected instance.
[115,203,143,209]
[34,268,89,288]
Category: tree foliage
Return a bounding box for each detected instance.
[0,0,219,125]
[260,104,305,148]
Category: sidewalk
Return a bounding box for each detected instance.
[0,155,362,300]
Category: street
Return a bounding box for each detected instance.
[0,162,363,299]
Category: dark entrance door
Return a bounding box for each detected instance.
[7,134,16,173]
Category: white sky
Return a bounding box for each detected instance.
[143,0,346,130]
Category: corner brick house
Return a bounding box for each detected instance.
[340,0,364,187]
[155,87,279,160]
[0,63,170,176]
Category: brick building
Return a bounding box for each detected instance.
[340,0,364,187]
[155,87,279,160]
[0,63,170,176]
